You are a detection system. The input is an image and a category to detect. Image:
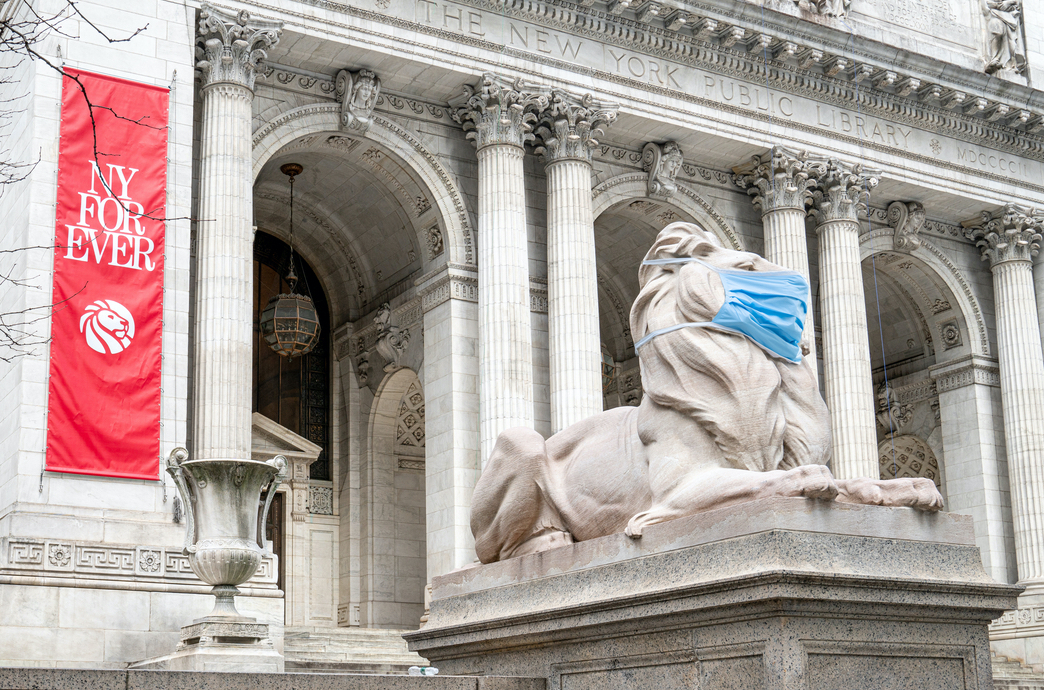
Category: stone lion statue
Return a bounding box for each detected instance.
[471,222,943,564]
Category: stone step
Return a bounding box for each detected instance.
[282,625,428,673]
[992,652,1044,689]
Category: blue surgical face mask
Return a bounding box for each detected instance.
[635,257,809,363]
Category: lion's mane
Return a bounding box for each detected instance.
[630,222,831,473]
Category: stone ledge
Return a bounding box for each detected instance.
[0,668,546,690]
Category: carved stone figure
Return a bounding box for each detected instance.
[374,302,411,372]
[887,200,926,252]
[642,141,684,198]
[876,383,912,434]
[471,222,942,564]
[336,69,381,133]
[982,0,1026,76]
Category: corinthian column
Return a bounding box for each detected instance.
[534,91,618,433]
[736,147,819,371]
[192,5,280,460]
[809,160,880,480]
[453,74,548,461]
[966,205,1044,586]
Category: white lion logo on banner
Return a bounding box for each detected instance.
[80,300,135,354]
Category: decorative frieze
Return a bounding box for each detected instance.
[452,72,549,149]
[335,68,381,133]
[964,204,1043,266]
[196,3,281,91]
[2,538,277,588]
[534,90,619,163]
[641,141,684,198]
[809,160,880,224]
[735,146,817,214]
[930,356,1001,393]
[795,0,851,19]
[887,200,926,252]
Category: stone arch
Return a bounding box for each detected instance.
[859,229,989,358]
[252,103,475,270]
[592,173,743,251]
[362,366,426,629]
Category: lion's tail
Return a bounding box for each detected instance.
[471,427,554,564]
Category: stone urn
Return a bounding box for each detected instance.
[166,447,287,620]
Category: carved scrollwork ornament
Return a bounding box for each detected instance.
[887,201,926,252]
[642,141,684,199]
[534,90,620,164]
[735,146,817,214]
[335,69,381,133]
[452,73,550,150]
[964,203,1043,266]
[374,303,411,372]
[808,159,880,224]
[196,3,282,91]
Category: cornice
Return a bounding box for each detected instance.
[250,0,1044,163]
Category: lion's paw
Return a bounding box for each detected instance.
[769,465,838,501]
[837,477,943,512]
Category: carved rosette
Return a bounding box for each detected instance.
[534,90,619,164]
[888,200,926,252]
[964,204,1043,267]
[809,159,879,224]
[196,3,282,91]
[735,147,817,214]
[452,73,549,150]
[642,141,684,198]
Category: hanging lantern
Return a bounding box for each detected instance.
[259,163,321,359]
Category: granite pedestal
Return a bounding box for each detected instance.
[130,618,284,672]
[406,498,1021,690]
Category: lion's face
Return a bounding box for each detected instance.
[96,310,129,338]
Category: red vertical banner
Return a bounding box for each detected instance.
[45,69,169,479]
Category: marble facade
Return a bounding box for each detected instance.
[1,0,1044,679]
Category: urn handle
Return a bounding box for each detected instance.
[165,447,196,555]
[257,455,288,550]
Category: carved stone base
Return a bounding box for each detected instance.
[406,498,1020,690]
[130,620,283,672]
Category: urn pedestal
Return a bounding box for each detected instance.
[406,498,1020,690]
[131,449,287,672]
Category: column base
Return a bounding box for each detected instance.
[407,498,1018,690]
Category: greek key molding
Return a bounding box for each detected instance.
[930,356,1001,393]
[1,538,277,589]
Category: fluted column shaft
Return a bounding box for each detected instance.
[476,143,534,457]
[810,161,880,479]
[535,89,618,433]
[545,158,602,431]
[968,206,1044,584]
[817,217,877,478]
[193,83,255,459]
[453,73,550,461]
[191,6,280,460]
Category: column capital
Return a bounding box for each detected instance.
[809,159,880,224]
[734,146,817,214]
[451,73,550,150]
[196,3,282,91]
[534,90,619,164]
[963,204,1043,267]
